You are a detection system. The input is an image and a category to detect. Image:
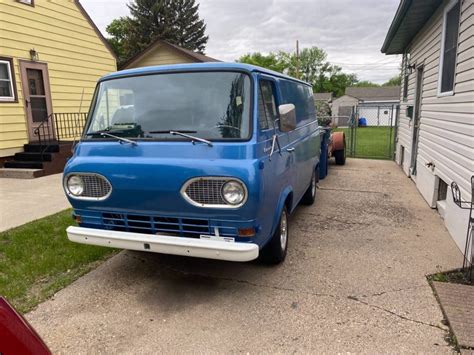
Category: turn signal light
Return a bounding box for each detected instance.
[74,215,82,224]
[238,227,256,237]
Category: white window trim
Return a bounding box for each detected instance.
[437,0,460,97]
[17,0,33,5]
[0,60,15,102]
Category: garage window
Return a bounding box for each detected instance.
[438,0,461,95]
[0,58,17,102]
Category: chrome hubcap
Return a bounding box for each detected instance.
[280,210,288,251]
[311,173,316,197]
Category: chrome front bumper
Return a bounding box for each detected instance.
[67,226,259,262]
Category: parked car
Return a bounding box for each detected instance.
[0,297,50,354]
[63,63,321,264]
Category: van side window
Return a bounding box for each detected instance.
[279,80,315,124]
[258,80,278,130]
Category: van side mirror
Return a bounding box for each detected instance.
[278,104,296,132]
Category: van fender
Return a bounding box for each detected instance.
[266,186,294,245]
[332,131,345,151]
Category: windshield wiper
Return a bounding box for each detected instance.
[85,131,137,146]
[148,130,197,134]
[148,130,213,147]
[171,131,213,147]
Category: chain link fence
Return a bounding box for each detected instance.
[329,104,399,160]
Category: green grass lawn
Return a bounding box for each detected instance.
[0,210,116,313]
[334,126,395,159]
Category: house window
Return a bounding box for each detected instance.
[437,178,448,201]
[439,0,461,95]
[0,58,17,102]
[16,0,34,6]
[258,80,278,130]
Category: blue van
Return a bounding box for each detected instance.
[64,63,321,264]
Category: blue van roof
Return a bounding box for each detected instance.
[102,62,311,86]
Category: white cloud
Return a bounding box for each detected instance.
[80,0,402,83]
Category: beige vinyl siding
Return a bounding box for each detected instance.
[0,0,116,155]
[129,44,195,68]
[397,0,474,199]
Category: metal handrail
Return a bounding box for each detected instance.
[33,115,56,161]
[32,112,88,162]
[451,177,474,280]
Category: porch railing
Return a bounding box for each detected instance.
[33,112,88,159]
[54,112,88,141]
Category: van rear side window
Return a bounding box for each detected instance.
[279,81,315,124]
[258,80,278,130]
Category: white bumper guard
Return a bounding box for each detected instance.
[67,226,259,262]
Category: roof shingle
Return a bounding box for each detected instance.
[345,86,401,101]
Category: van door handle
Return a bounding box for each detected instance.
[286,147,295,153]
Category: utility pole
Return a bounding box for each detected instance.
[296,40,300,79]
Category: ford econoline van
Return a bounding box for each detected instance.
[64,63,321,264]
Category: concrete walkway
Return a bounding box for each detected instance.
[0,173,70,232]
[26,160,463,353]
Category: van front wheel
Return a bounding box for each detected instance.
[260,207,289,264]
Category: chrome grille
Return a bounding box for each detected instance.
[82,175,111,198]
[184,178,227,205]
[101,213,218,238]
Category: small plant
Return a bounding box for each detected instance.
[427,267,473,285]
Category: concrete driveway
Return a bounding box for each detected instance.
[0,173,70,232]
[26,159,462,353]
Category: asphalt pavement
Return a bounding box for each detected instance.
[26,159,463,353]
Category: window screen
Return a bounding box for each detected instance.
[258,80,278,130]
[440,0,460,93]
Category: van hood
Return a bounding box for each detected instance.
[64,141,260,219]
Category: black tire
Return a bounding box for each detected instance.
[260,207,289,264]
[334,145,346,165]
[301,169,317,205]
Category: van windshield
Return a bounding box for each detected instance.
[84,71,252,141]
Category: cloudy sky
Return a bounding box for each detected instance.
[81,0,402,84]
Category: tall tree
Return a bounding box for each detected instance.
[170,0,208,51]
[382,75,402,86]
[351,80,380,87]
[238,47,359,97]
[106,0,208,65]
[106,17,132,63]
[238,52,286,73]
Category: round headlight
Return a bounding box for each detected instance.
[67,175,84,196]
[221,180,246,205]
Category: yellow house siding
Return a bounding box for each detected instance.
[127,44,195,68]
[0,0,116,156]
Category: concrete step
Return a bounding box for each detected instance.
[14,152,53,162]
[4,160,44,169]
[23,143,59,153]
[0,168,45,179]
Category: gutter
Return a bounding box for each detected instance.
[381,0,413,54]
